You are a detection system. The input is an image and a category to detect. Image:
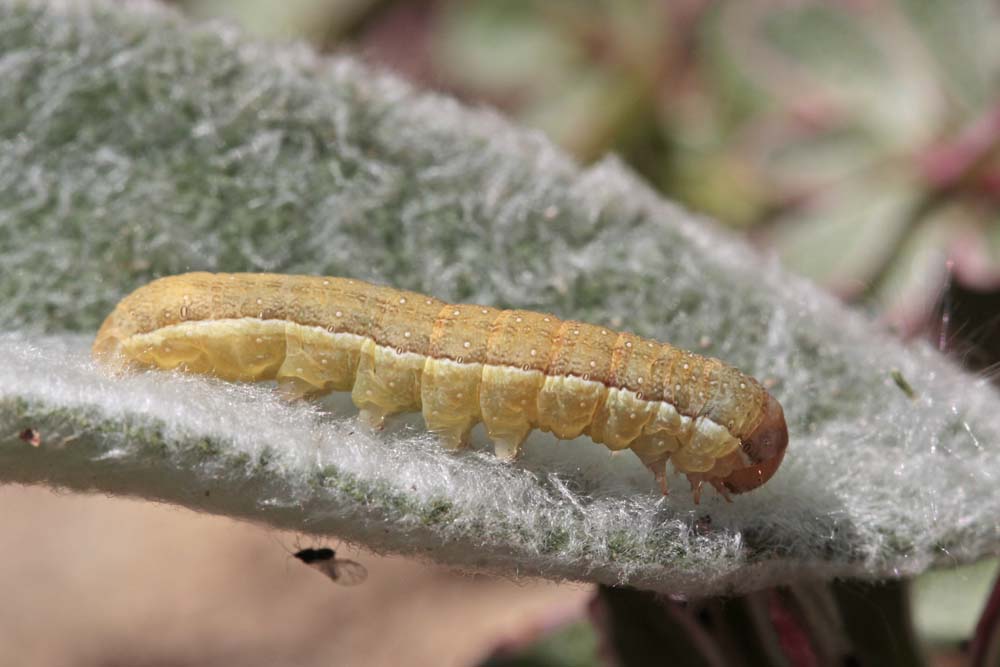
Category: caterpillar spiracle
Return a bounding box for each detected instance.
[92,273,788,501]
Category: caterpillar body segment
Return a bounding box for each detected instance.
[93,273,788,500]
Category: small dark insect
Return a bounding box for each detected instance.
[890,369,918,401]
[18,428,41,447]
[293,547,367,586]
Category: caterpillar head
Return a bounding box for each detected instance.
[723,394,788,494]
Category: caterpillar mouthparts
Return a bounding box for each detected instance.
[722,394,787,495]
[93,272,788,502]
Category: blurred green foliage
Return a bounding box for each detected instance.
[479,620,601,667]
[914,557,999,645]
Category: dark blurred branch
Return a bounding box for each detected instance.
[591,586,809,667]
[830,580,926,667]
[591,586,726,667]
[590,581,930,667]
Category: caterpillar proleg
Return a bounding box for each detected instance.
[93,273,788,501]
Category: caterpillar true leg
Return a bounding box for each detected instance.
[688,477,705,505]
[647,459,669,495]
[709,479,733,503]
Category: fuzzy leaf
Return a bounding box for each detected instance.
[2,0,1000,597]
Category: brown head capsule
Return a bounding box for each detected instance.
[93,272,789,501]
[721,394,788,494]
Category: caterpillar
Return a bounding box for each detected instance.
[92,273,788,501]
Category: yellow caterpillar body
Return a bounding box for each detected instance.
[93,273,788,500]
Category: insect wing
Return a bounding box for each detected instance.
[328,558,368,586]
